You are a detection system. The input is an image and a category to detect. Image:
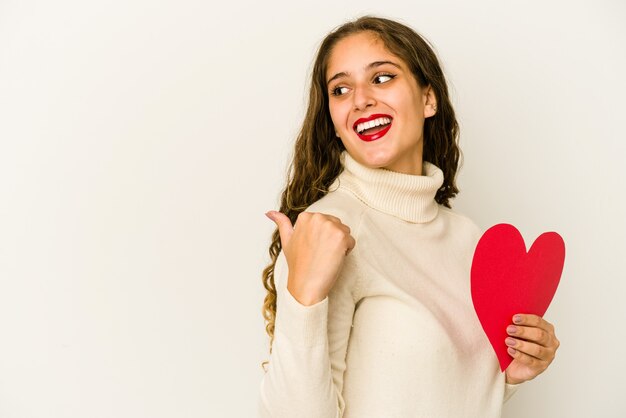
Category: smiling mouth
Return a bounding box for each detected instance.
[353,115,393,142]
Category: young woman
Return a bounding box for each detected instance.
[258,15,560,418]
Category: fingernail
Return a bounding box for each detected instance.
[265,211,274,220]
[505,337,516,346]
[514,315,522,324]
[507,325,517,334]
[507,347,517,355]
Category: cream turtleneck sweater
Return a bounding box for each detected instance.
[258,150,521,418]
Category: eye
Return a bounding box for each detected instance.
[329,72,396,97]
[330,86,349,97]
[373,73,396,84]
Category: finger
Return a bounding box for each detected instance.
[319,213,342,224]
[309,212,352,237]
[266,211,294,247]
[507,346,549,371]
[507,324,552,347]
[505,337,553,361]
[345,234,356,255]
[309,212,346,227]
[512,314,554,333]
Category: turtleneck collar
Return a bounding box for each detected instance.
[330,150,444,223]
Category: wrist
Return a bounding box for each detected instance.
[505,373,524,385]
[287,278,325,306]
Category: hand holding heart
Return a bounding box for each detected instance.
[503,313,560,384]
[471,223,565,384]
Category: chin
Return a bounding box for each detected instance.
[355,151,396,169]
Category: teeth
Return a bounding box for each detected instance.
[356,117,392,134]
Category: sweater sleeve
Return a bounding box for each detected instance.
[258,250,359,418]
[503,382,521,403]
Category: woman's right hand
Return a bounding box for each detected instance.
[265,210,356,306]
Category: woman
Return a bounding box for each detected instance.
[259,15,560,418]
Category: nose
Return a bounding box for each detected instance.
[352,84,376,111]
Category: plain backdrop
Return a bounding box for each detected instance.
[0,0,624,417]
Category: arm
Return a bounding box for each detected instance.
[258,250,359,418]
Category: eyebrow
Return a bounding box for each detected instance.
[326,60,402,85]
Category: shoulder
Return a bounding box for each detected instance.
[438,205,484,244]
[300,188,366,232]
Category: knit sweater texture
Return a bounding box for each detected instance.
[258,150,521,417]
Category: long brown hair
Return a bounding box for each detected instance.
[261,15,462,370]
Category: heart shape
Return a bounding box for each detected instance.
[471,223,565,371]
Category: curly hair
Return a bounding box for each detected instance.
[260,15,463,371]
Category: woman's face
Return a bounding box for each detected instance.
[326,31,437,175]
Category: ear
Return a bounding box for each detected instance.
[423,85,437,118]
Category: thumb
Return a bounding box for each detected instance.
[265,211,294,247]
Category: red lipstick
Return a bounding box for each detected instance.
[353,113,393,142]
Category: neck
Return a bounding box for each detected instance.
[380,145,424,176]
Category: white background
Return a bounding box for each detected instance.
[0,0,624,417]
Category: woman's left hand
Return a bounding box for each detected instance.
[504,314,560,385]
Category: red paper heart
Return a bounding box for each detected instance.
[471,223,565,371]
